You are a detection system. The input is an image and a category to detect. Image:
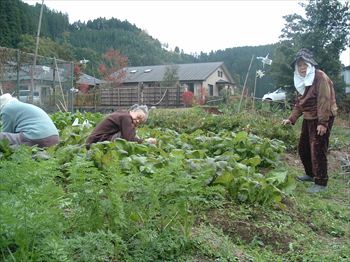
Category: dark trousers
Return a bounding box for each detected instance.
[22,134,60,148]
[298,117,334,186]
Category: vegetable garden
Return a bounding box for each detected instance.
[1,106,349,261]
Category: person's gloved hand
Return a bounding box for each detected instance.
[282,119,292,125]
[145,137,157,144]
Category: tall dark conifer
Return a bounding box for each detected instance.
[0,0,22,47]
[273,0,350,99]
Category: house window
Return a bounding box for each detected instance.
[187,83,194,93]
[218,70,223,77]
[208,84,214,96]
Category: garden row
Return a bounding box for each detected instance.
[1,108,296,261]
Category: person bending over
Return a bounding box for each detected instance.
[0,93,59,148]
[86,104,156,148]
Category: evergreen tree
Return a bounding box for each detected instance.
[0,0,22,47]
[161,65,179,87]
[272,0,350,100]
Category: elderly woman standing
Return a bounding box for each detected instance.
[0,93,60,148]
[86,104,156,148]
[282,48,338,193]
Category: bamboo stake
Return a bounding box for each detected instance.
[54,57,67,111]
[238,55,254,113]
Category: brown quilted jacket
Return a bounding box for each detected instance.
[86,112,142,147]
[288,69,337,128]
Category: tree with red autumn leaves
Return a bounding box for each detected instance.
[73,62,88,92]
[182,91,194,107]
[98,48,128,87]
[73,63,83,83]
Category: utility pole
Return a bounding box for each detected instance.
[29,0,44,103]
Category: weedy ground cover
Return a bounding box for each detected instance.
[0,105,349,261]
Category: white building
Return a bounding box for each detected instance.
[342,65,350,94]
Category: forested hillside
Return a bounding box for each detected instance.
[197,45,277,95]
[0,0,281,96]
[0,0,197,65]
[0,0,69,46]
[67,18,197,67]
[1,0,348,100]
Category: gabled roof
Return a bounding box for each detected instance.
[119,62,234,84]
[77,73,106,85]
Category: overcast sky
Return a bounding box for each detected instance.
[22,0,349,65]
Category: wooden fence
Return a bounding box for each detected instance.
[74,85,185,110]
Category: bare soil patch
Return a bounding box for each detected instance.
[205,209,292,254]
[282,148,349,175]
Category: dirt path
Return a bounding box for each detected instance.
[282,148,350,176]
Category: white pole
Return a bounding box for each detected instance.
[252,71,258,110]
[30,0,44,103]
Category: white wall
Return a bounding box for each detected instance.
[342,68,350,94]
[202,67,231,96]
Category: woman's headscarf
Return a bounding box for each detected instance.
[291,48,318,95]
[294,62,315,95]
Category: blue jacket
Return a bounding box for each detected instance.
[0,99,59,140]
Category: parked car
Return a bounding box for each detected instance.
[18,90,41,104]
[262,88,286,101]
